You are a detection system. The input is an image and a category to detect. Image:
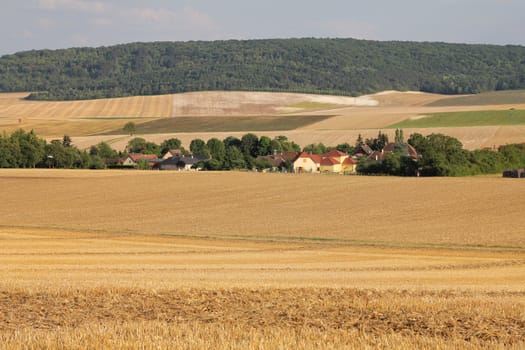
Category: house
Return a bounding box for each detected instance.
[341,157,358,173]
[354,144,374,158]
[256,151,298,172]
[293,152,322,173]
[366,142,418,162]
[162,149,183,160]
[322,149,349,164]
[320,157,341,173]
[153,155,208,171]
[294,150,358,174]
[122,153,161,168]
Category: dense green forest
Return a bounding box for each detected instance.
[0,38,524,100]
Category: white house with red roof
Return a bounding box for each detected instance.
[293,152,322,173]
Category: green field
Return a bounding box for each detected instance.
[103,115,334,134]
[427,90,525,107]
[388,109,525,128]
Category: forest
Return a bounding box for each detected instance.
[0,38,524,100]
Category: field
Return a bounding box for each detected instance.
[389,109,525,128]
[0,170,524,348]
[427,90,525,107]
[101,115,334,134]
[2,90,525,151]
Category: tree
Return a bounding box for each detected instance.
[336,143,354,154]
[224,146,246,170]
[62,135,72,147]
[123,122,136,136]
[240,133,259,157]
[95,142,118,158]
[189,138,209,157]
[269,139,283,154]
[257,136,272,156]
[160,138,182,155]
[355,134,364,148]
[127,137,159,155]
[9,129,46,168]
[206,138,226,162]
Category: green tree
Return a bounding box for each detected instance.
[189,138,209,157]
[224,146,246,170]
[240,133,259,157]
[206,138,226,163]
[257,136,272,156]
[123,122,136,136]
[160,138,182,155]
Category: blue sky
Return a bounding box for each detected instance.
[1,0,524,55]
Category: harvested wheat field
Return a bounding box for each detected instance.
[3,90,525,150]
[0,169,524,348]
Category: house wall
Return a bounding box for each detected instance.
[342,163,357,173]
[122,158,136,166]
[320,163,342,173]
[293,157,319,173]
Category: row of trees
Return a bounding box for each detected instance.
[0,130,105,169]
[2,129,525,176]
[1,39,524,100]
[358,132,525,176]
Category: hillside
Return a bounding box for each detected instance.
[1,38,524,100]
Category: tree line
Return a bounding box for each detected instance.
[358,131,525,176]
[1,129,525,176]
[0,38,524,100]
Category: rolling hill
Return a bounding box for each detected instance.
[1,38,524,100]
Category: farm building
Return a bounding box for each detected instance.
[294,150,357,174]
[153,155,208,171]
[122,153,161,168]
[162,149,184,160]
[502,168,525,178]
[365,142,418,162]
[293,152,322,173]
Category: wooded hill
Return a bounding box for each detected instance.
[1,38,524,101]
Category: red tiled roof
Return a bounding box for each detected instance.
[323,149,348,158]
[130,153,159,161]
[296,152,322,164]
[342,157,357,165]
[281,151,299,161]
[320,157,339,166]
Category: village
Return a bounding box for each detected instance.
[111,139,418,174]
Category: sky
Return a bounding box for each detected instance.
[1,0,524,56]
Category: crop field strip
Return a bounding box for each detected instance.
[388,109,525,128]
[1,227,524,290]
[100,115,335,134]
[1,170,525,248]
[426,90,525,107]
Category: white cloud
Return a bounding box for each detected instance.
[35,0,111,13]
[125,6,218,34]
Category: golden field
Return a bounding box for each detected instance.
[0,170,524,348]
[2,91,525,150]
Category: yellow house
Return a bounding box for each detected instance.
[320,157,342,173]
[322,150,349,164]
[341,157,358,173]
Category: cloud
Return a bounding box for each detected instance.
[125,6,218,34]
[35,0,111,13]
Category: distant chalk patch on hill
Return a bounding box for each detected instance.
[171,91,377,116]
